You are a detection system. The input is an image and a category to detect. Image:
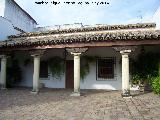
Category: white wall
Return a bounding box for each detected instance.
[152,7,160,29]
[14,49,66,88]
[15,48,122,90]
[40,49,66,88]
[0,16,20,40]
[0,0,5,17]
[4,0,36,32]
[79,47,122,90]
[12,51,32,87]
[0,0,37,40]
[14,45,160,90]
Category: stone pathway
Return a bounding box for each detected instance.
[0,88,160,120]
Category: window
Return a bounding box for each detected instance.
[97,57,115,80]
[40,61,48,78]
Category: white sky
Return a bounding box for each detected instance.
[15,0,160,27]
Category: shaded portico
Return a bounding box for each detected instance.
[0,23,160,97]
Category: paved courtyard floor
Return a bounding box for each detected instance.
[0,88,160,120]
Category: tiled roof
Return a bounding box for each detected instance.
[8,23,156,38]
[1,29,160,48]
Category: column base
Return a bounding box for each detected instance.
[30,90,39,94]
[70,92,81,97]
[122,94,132,98]
[0,85,7,90]
[122,90,132,98]
[1,87,7,90]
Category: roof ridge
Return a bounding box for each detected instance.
[8,23,156,39]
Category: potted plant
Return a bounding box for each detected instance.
[130,52,160,92]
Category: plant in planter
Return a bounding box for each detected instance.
[130,52,160,92]
[151,61,160,94]
[48,56,65,79]
[80,55,97,81]
[151,76,160,94]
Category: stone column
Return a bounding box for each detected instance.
[66,48,88,96]
[73,53,81,96]
[120,50,131,97]
[32,55,40,93]
[30,50,45,93]
[113,46,137,98]
[0,55,7,89]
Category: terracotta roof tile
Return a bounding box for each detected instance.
[1,29,160,48]
[8,23,156,38]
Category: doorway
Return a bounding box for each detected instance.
[65,60,74,88]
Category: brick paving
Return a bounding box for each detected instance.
[0,88,160,120]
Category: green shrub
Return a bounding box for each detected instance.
[48,56,65,78]
[131,52,160,85]
[151,76,160,94]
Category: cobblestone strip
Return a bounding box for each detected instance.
[124,98,144,120]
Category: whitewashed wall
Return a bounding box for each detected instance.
[152,7,160,29]
[0,16,20,40]
[4,0,36,32]
[13,51,32,87]
[15,49,66,88]
[14,45,160,90]
[15,48,122,90]
[0,0,5,17]
[79,47,122,90]
[40,49,66,88]
[0,0,37,41]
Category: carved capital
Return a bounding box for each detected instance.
[73,53,81,56]
[29,50,46,57]
[0,50,11,57]
[113,46,137,54]
[0,55,8,59]
[66,48,88,54]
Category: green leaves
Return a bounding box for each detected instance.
[151,76,160,94]
[131,52,160,85]
[48,57,64,78]
[80,56,97,81]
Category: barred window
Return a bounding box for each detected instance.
[40,61,48,78]
[97,58,115,80]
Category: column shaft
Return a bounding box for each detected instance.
[32,56,40,92]
[0,56,7,89]
[66,48,88,96]
[73,53,81,94]
[121,53,130,97]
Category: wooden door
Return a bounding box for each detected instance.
[66,60,74,89]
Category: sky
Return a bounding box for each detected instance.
[14,0,160,27]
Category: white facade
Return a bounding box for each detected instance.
[0,16,20,40]
[152,7,160,29]
[0,0,37,40]
[0,0,5,17]
[35,23,83,32]
[13,45,160,90]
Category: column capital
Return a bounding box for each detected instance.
[72,53,81,56]
[113,46,137,54]
[0,51,11,58]
[0,55,8,59]
[66,48,88,55]
[29,50,45,57]
[120,50,132,55]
